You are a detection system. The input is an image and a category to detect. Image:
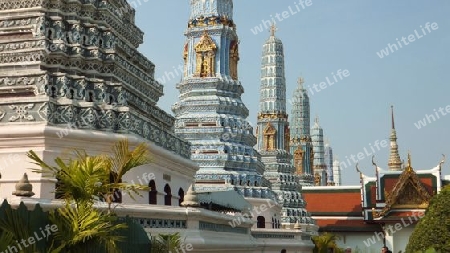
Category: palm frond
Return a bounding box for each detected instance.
[109,139,151,182]
[48,202,126,253]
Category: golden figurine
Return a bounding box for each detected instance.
[263,123,276,151]
[230,41,239,80]
[194,31,217,77]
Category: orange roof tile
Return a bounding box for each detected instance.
[303,191,361,213]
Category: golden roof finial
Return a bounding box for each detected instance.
[270,23,277,36]
[407,151,412,171]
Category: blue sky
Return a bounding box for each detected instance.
[134,1,450,185]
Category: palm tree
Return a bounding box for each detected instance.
[312,232,341,253]
[28,139,151,206]
[27,139,152,252]
[150,233,183,253]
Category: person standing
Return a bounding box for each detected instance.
[381,246,392,253]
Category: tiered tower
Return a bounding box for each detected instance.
[289,78,314,186]
[311,117,327,186]
[256,26,313,226]
[388,106,402,171]
[0,0,190,157]
[172,0,275,200]
[332,159,341,186]
[324,141,334,186]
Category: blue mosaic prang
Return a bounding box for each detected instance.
[289,79,314,186]
[0,0,191,159]
[190,0,233,20]
[324,143,334,184]
[255,31,315,225]
[173,0,277,201]
[311,118,327,186]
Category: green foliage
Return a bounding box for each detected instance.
[0,201,51,253]
[23,139,152,253]
[406,185,450,253]
[0,140,153,253]
[28,139,152,206]
[150,233,182,253]
[47,202,127,253]
[312,232,341,253]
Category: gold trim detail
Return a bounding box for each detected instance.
[230,40,239,80]
[294,147,304,175]
[194,31,217,78]
[257,113,288,120]
[376,160,431,218]
[263,122,276,151]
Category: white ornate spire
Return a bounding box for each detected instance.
[388,106,402,171]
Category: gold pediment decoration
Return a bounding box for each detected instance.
[257,113,288,120]
[294,147,304,160]
[263,123,276,135]
[378,162,431,217]
[195,31,217,52]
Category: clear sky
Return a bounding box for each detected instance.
[133,1,450,185]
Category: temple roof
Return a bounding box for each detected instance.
[376,155,432,217]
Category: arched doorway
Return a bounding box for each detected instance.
[178,188,185,206]
[149,180,157,204]
[257,216,265,228]
[164,184,172,206]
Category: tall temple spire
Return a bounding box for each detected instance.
[256,30,314,227]
[270,24,278,37]
[388,106,402,171]
[173,0,275,200]
[311,116,327,186]
[333,158,342,186]
[289,76,313,185]
[324,139,334,186]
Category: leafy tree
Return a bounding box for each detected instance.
[312,232,344,253]
[28,139,151,207]
[26,139,151,253]
[150,233,183,253]
[406,185,450,253]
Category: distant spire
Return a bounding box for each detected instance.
[297,77,305,89]
[270,23,277,36]
[391,105,395,129]
[388,106,402,171]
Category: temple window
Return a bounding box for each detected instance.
[257,216,265,228]
[164,184,172,206]
[149,180,157,204]
[178,188,184,206]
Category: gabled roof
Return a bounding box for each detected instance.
[376,155,432,217]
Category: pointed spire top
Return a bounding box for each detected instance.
[297,77,305,88]
[391,105,395,130]
[270,23,278,37]
[407,151,411,167]
[315,115,319,125]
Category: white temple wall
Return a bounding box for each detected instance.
[0,124,198,204]
[246,197,282,229]
[391,225,415,253]
[334,232,385,253]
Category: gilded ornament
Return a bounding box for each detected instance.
[194,31,217,78]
